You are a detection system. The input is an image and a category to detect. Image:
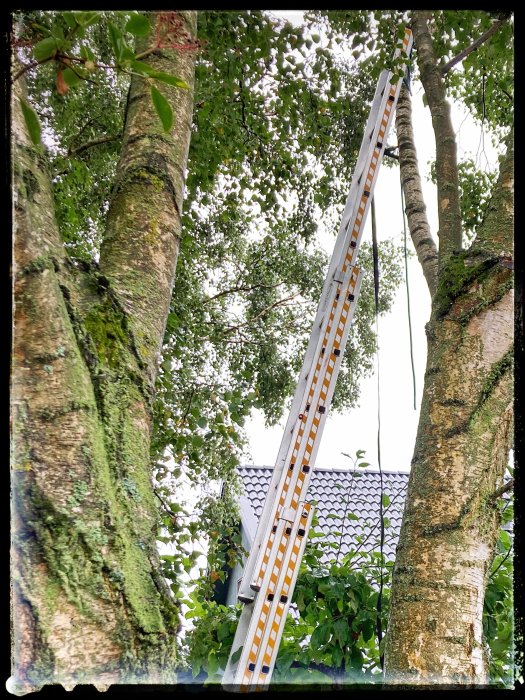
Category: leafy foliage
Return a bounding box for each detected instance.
[432,11,513,132]
[483,485,514,687]
[429,158,497,245]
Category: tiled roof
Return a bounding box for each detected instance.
[238,466,409,565]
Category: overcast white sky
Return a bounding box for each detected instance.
[244,12,501,473]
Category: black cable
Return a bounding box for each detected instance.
[400,172,417,410]
[371,197,385,670]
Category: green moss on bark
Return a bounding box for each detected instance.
[433,251,499,319]
[84,300,129,369]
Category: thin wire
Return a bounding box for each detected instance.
[371,196,385,670]
[399,171,417,410]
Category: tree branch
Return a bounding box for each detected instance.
[67,133,122,158]
[11,58,47,82]
[395,83,439,297]
[223,292,302,335]
[412,11,463,269]
[440,18,507,76]
[490,478,514,502]
[204,281,285,304]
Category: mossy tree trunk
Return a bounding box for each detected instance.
[383,12,513,685]
[10,12,197,694]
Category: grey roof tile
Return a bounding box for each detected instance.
[238,466,409,564]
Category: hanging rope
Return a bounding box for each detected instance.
[399,172,417,410]
[371,197,385,669]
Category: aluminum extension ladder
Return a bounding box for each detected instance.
[222,28,414,691]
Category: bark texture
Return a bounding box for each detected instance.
[411,11,463,267]
[10,12,197,694]
[395,83,439,297]
[384,123,514,685]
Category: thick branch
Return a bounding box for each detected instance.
[395,83,439,297]
[412,11,463,268]
[99,11,197,388]
[440,18,507,76]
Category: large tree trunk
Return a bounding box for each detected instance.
[10,12,197,694]
[383,13,513,685]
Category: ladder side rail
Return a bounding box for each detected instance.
[250,268,363,591]
[244,505,314,688]
[244,267,357,592]
[237,270,363,683]
[335,78,397,274]
[280,268,365,506]
[338,32,413,271]
[226,506,310,689]
[236,68,393,600]
[338,70,390,238]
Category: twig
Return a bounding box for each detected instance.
[67,133,122,157]
[490,545,513,579]
[204,281,285,304]
[57,57,99,87]
[154,488,180,524]
[223,292,302,335]
[12,57,51,82]
[178,386,196,428]
[491,478,514,502]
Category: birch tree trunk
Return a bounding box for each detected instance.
[383,12,513,685]
[10,12,197,694]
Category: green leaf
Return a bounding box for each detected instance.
[197,416,208,429]
[129,59,157,76]
[108,22,123,62]
[130,60,189,89]
[333,617,350,645]
[62,12,77,29]
[125,13,151,36]
[74,11,100,27]
[217,621,231,642]
[33,36,58,62]
[381,493,391,507]
[311,622,331,649]
[151,85,173,132]
[362,618,375,642]
[192,434,204,449]
[80,44,96,62]
[62,67,81,87]
[19,98,41,145]
[230,646,243,664]
[151,71,190,89]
